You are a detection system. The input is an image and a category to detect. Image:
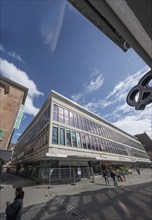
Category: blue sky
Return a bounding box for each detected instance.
[0,0,151,142]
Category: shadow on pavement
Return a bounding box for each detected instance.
[14,182,151,220]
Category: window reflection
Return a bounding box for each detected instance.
[71,131,77,147]
[52,126,58,144]
[66,130,71,146]
[60,128,65,145]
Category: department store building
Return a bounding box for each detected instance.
[11,91,150,180]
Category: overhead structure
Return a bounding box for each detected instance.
[67,0,152,109]
[68,0,152,68]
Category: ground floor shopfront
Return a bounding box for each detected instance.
[8,157,149,184]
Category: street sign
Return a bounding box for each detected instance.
[0,129,4,140]
[14,104,24,129]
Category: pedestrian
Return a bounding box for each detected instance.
[118,170,126,182]
[110,170,118,186]
[102,169,110,185]
[136,167,140,175]
[6,187,24,220]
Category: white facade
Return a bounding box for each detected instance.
[11,91,150,179]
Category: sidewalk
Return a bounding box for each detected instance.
[0,168,152,220]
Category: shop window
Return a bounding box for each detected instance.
[52,126,58,144]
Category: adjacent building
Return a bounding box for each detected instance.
[11,90,150,181]
[135,133,152,161]
[0,75,28,163]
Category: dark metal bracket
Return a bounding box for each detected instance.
[126,70,152,110]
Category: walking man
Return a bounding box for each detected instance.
[102,169,110,185]
[110,170,118,186]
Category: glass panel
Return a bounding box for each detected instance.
[74,114,79,128]
[47,106,50,121]
[64,109,69,125]
[85,134,90,150]
[92,136,96,150]
[52,126,58,144]
[88,135,92,150]
[90,121,94,133]
[64,109,69,116]
[59,107,64,123]
[53,113,58,122]
[53,104,58,113]
[66,130,71,146]
[69,112,75,127]
[60,128,65,145]
[81,133,87,149]
[71,131,77,147]
[76,132,82,148]
[78,115,83,130]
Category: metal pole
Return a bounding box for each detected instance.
[91,167,95,183]
[73,168,76,185]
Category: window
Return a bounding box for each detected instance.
[53,104,59,122]
[47,106,50,122]
[91,136,96,151]
[69,112,75,127]
[66,130,71,146]
[82,117,87,131]
[64,109,69,125]
[88,135,92,150]
[76,132,82,148]
[71,131,77,147]
[85,134,90,150]
[59,107,64,123]
[52,126,58,144]
[60,128,65,145]
[74,114,79,128]
[81,133,87,149]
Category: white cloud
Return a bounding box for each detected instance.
[106,66,150,100]
[8,51,24,63]
[16,132,22,137]
[0,58,44,116]
[0,44,5,52]
[41,1,67,52]
[113,105,152,139]
[84,99,114,113]
[86,74,104,93]
[0,44,24,63]
[71,68,104,103]
[82,66,152,139]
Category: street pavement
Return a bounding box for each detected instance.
[0,168,152,220]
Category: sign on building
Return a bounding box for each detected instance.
[0,129,4,140]
[14,104,25,129]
